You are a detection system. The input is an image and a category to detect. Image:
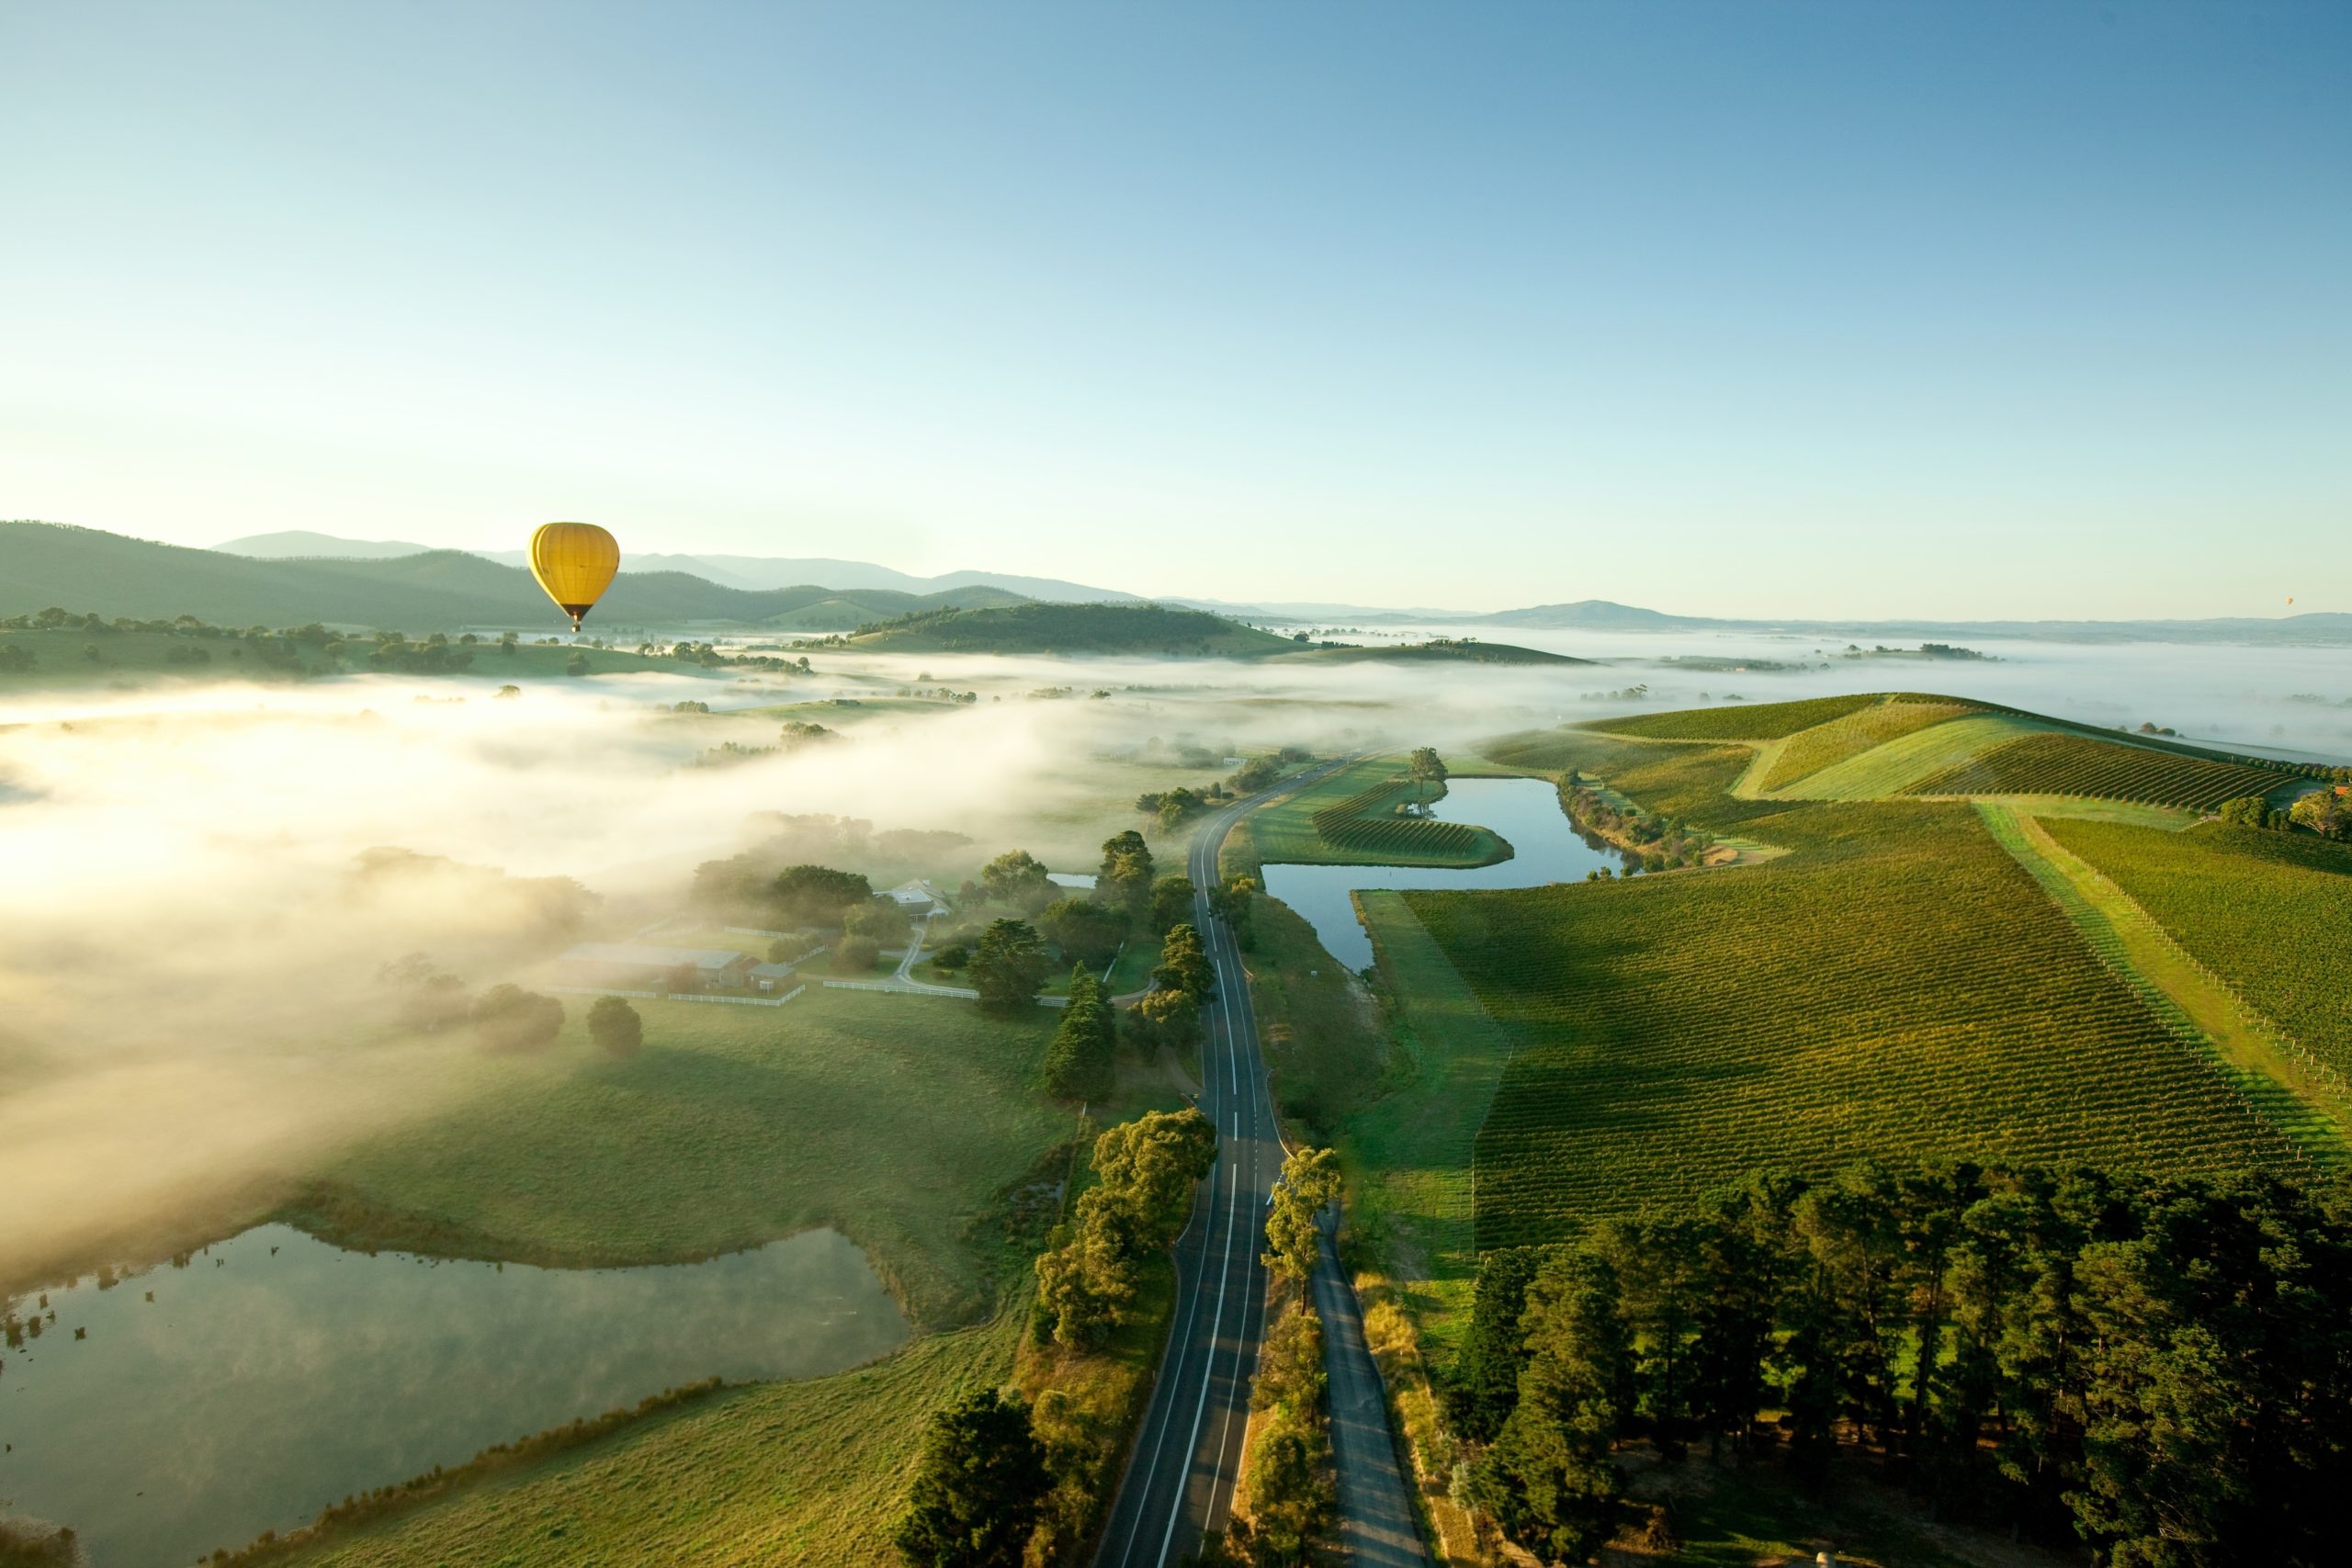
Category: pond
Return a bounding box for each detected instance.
[1260,775,1634,971]
[0,1224,909,1566]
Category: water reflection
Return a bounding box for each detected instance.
[1261,776,1632,970]
[0,1224,908,1566]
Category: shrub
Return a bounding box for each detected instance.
[587,995,642,1056]
[470,984,564,1051]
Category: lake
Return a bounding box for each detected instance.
[0,1224,908,1566]
[1261,775,1630,971]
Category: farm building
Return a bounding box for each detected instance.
[748,961,799,993]
[556,942,755,992]
[886,878,950,914]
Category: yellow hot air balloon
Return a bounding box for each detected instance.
[528,522,619,631]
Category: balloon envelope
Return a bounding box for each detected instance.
[528,523,619,629]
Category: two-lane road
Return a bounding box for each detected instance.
[1092,761,1426,1568]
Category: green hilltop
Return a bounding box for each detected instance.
[840,601,1300,657]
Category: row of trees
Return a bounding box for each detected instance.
[1033,1110,1219,1349]
[899,1111,1232,1568]
[2218,788,2352,840]
[1039,969,1117,1100]
[380,955,641,1054]
[1558,769,1714,871]
[1449,1160,2352,1565]
[1213,1145,1343,1567]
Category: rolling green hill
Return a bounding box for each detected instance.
[1586,691,2318,807]
[0,522,1021,631]
[842,601,1300,657]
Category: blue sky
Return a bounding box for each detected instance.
[1,1,2344,617]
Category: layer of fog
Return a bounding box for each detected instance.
[0,650,1573,1291]
[10,631,2343,1292]
[1359,626,2352,763]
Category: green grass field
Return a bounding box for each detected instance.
[257,1310,1023,1568]
[1345,891,1518,1353]
[1399,780,2304,1248]
[285,988,1070,1328]
[2046,818,2352,1082]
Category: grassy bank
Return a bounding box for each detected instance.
[286,987,1069,1328]
[249,1309,1024,1567]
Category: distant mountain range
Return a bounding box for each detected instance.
[7,524,2342,647]
[5,523,1022,631]
[213,530,1138,605]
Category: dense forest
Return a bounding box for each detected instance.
[1447,1159,2352,1566]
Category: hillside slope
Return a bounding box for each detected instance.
[1585,692,2319,807]
[3,523,1017,629]
[842,601,1298,657]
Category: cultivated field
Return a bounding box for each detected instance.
[1396,726,2309,1249]
[1754,696,1977,791]
[2047,818,2352,1081]
[1905,730,2283,810]
[1245,753,1505,868]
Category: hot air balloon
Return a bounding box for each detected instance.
[527,522,619,631]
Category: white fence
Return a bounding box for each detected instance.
[547,984,805,1009]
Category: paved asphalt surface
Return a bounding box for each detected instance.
[1093,762,1427,1568]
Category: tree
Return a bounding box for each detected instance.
[1449,1247,1542,1443]
[772,863,875,927]
[2214,794,2279,830]
[969,919,1051,1010]
[1034,1109,1216,1347]
[1153,923,1214,999]
[1239,1417,1333,1565]
[1128,985,1201,1054]
[1095,830,1155,920]
[564,650,590,676]
[835,935,881,973]
[1407,746,1449,805]
[470,984,564,1051]
[846,896,915,948]
[588,995,642,1056]
[1263,1146,1342,1286]
[2290,787,2348,840]
[1148,875,1196,936]
[1039,970,1117,1101]
[1228,754,1282,794]
[981,850,1057,912]
[1474,1249,1628,1564]
[1038,897,1126,967]
[894,1388,1049,1568]
[1210,874,1260,950]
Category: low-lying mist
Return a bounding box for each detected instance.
[0,650,1574,1290]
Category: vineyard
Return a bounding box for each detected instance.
[2046,818,2352,1080]
[1904,732,2281,810]
[1597,692,1881,741]
[1400,801,2305,1247]
[1310,781,1487,858]
[1756,696,1976,792]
